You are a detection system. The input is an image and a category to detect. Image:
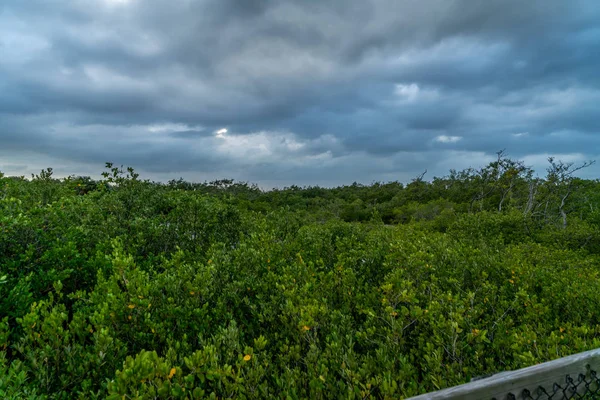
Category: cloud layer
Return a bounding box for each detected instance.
[1,0,599,186]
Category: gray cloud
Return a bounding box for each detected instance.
[1,0,599,186]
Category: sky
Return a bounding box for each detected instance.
[1,0,599,187]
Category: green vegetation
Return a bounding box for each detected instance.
[1,154,600,399]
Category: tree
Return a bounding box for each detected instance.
[543,157,595,228]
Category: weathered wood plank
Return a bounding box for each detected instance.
[407,348,600,400]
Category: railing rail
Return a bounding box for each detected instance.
[407,348,600,400]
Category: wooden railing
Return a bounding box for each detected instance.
[407,348,600,400]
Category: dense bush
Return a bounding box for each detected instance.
[1,160,600,398]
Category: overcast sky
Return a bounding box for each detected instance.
[1,0,599,187]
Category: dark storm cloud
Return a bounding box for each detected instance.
[1,0,599,185]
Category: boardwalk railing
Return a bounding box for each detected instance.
[407,348,600,400]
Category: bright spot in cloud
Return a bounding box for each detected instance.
[512,132,529,138]
[435,135,462,143]
[215,128,228,138]
[395,83,420,101]
[211,130,317,164]
[147,123,192,133]
[393,83,439,103]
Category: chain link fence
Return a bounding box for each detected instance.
[408,348,600,400]
[507,368,600,399]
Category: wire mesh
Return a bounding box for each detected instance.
[495,365,600,400]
